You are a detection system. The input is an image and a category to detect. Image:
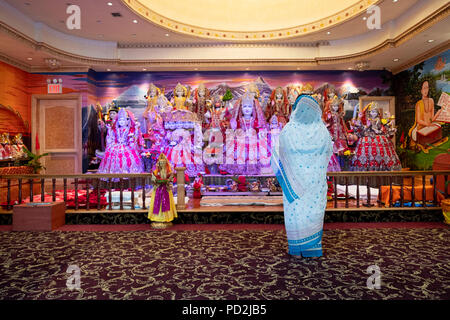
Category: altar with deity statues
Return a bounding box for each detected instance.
[91,79,404,198]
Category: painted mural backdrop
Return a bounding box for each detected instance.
[393,49,450,170]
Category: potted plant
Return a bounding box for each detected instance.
[22,147,49,173]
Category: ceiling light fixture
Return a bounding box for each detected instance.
[327,31,331,35]
[133,19,138,24]
[107,2,113,6]
[355,61,370,71]
[107,68,111,71]
[427,39,434,43]
[44,58,61,70]
[363,16,367,21]
[165,33,169,37]
[142,68,147,71]
[27,57,32,61]
[393,58,399,62]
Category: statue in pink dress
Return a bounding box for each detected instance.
[98,108,144,174]
[221,91,269,175]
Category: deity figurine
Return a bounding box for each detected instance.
[97,108,144,174]
[143,84,165,147]
[192,83,211,124]
[229,91,267,131]
[222,91,269,175]
[322,95,349,156]
[286,84,301,116]
[265,86,289,128]
[171,83,192,111]
[11,133,26,160]
[148,153,177,228]
[192,173,204,199]
[350,103,401,171]
[1,133,12,160]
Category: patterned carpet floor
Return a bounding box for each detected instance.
[0,226,449,300]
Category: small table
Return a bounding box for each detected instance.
[13,201,66,231]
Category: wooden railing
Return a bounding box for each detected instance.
[0,169,448,212]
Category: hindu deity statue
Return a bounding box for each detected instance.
[221,91,269,175]
[350,103,401,171]
[97,108,144,174]
[266,86,289,128]
[11,133,26,160]
[171,83,192,111]
[192,83,211,124]
[229,91,267,131]
[286,84,302,116]
[0,133,12,160]
[147,153,177,228]
[323,95,349,156]
[143,84,165,148]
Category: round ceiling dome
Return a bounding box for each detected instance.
[122,0,379,40]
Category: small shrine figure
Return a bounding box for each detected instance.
[171,83,192,111]
[96,102,119,156]
[0,133,12,160]
[192,83,211,124]
[148,153,177,228]
[143,84,165,147]
[192,173,204,199]
[266,86,289,128]
[11,133,26,160]
[286,84,301,116]
[322,95,350,156]
[350,103,401,171]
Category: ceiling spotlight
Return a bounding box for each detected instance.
[133,19,138,24]
[348,67,353,70]
[107,68,111,71]
[142,68,147,71]
[393,58,399,62]
[107,2,113,6]
[363,16,367,21]
[327,31,331,35]
[27,57,32,61]
[393,0,398,2]
[194,68,198,70]
[165,33,169,37]
[427,39,434,43]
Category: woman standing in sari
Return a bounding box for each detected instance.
[271,95,332,258]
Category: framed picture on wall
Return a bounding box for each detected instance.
[359,96,396,142]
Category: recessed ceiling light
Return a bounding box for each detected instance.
[106,68,111,71]
[348,67,353,70]
[393,58,399,62]
[393,0,398,3]
[165,33,169,37]
[107,2,113,6]
[327,31,331,35]
[142,68,147,71]
[363,16,367,20]
[133,20,138,24]
[427,39,434,43]
[245,67,250,70]
[27,57,32,61]
[194,68,198,70]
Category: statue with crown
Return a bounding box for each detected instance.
[163,83,204,176]
[219,89,271,175]
[350,102,401,171]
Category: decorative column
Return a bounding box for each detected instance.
[175,167,186,210]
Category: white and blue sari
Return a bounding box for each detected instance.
[271,95,332,257]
